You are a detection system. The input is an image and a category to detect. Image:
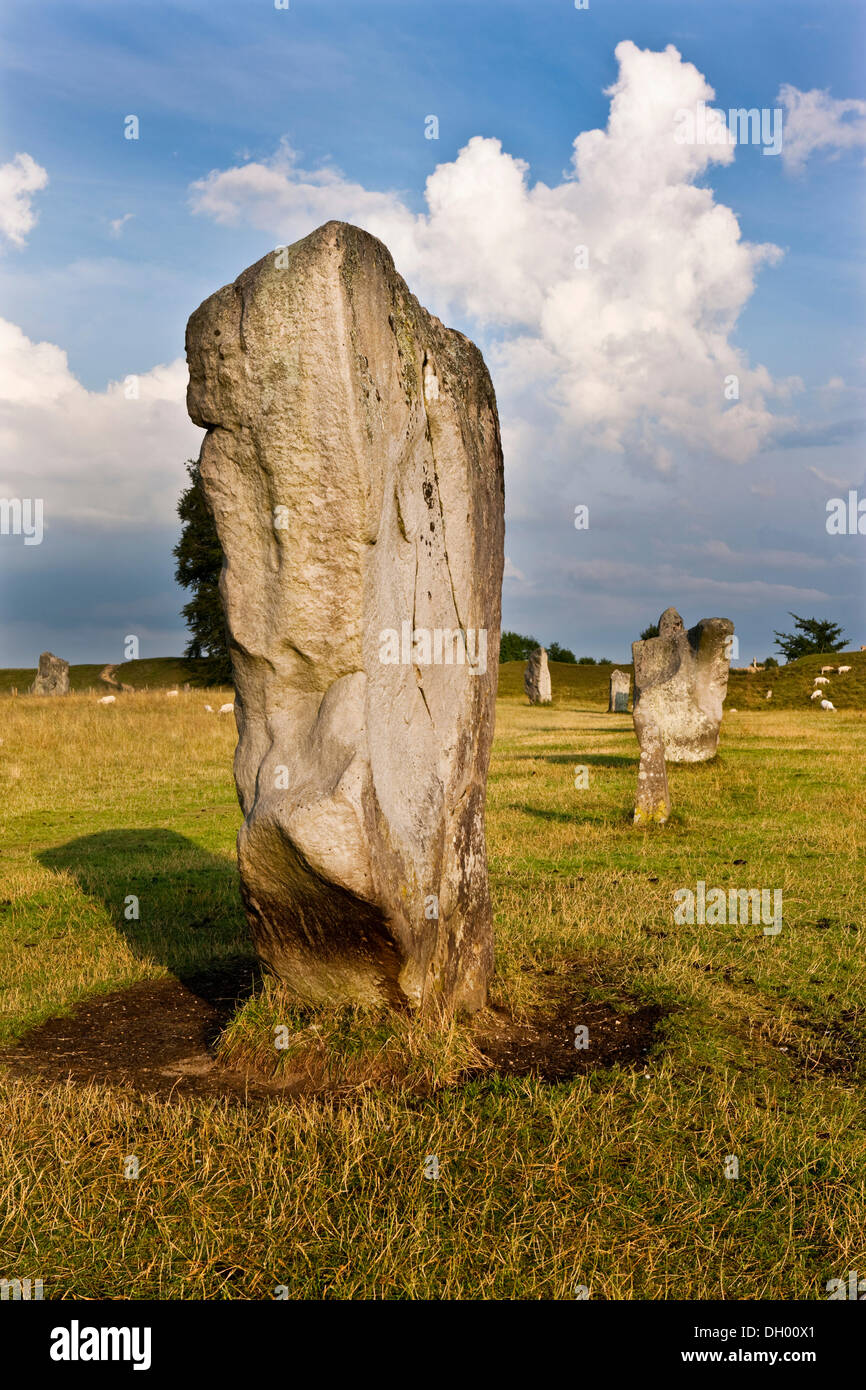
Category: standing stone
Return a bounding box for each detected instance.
[186,221,504,1014]
[524,647,552,705]
[633,713,670,826]
[608,669,630,713]
[631,607,734,762]
[30,652,69,696]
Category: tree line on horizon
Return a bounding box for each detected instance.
[174,461,850,683]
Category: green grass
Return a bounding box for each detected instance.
[0,686,863,1298]
[5,648,863,704]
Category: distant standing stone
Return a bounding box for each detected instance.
[609,669,630,713]
[633,712,670,826]
[524,647,552,704]
[631,607,734,762]
[30,652,69,696]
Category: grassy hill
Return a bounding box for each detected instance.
[4,649,864,707]
[498,651,866,710]
[498,659,626,704]
[0,657,222,695]
[727,651,866,710]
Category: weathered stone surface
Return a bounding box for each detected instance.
[658,606,684,638]
[633,713,670,826]
[31,652,69,696]
[186,221,504,1014]
[524,647,552,705]
[631,608,734,762]
[608,669,630,713]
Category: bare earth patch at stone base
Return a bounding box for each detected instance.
[0,960,669,1102]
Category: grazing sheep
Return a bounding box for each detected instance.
[810,689,822,700]
[219,702,234,714]
[765,690,773,700]
[814,676,829,685]
[820,699,836,711]
[97,695,116,705]
[837,665,851,674]
[820,665,837,675]
[166,690,179,698]
[204,704,214,713]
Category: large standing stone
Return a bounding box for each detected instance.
[608,669,630,713]
[524,647,552,705]
[30,652,69,696]
[186,221,504,1014]
[633,713,670,826]
[631,607,734,762]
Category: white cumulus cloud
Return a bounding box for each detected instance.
[0,153,48,248]
[190,40,792,467]
[778,84,866,173]
[0,317,201,526]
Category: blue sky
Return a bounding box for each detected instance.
[1,0,864,665]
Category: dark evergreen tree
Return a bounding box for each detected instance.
[173,460,233,684]
[640,623,660,640]
[499,630,541,663]
[773,614,848,663]
[548,642,576,663]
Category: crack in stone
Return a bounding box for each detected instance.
[420,353,466,643]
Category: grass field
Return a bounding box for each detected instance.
[4,646,865,707]
[0,682,863,1299]
[496,649,866,710]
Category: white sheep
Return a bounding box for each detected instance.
[166,690,179,698]
[838,665,851,674]
[765,690,773,700]
[219,702,234,714]
[814,676,829,685]
[204,704,214,713]
[810,689,822,700]
[820,699,836,711]
[820,665,837,675]
[97,695,116,705]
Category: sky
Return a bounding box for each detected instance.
[1,0,864,667]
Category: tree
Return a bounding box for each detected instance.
[577,655,596,665]
[763,657,779,669]
[773,613,849,663]
[548,642,576,663]
[173,460,233,684]
[640,623,660,640]
[499,630,541,663]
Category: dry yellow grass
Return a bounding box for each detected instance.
[0,688,863,1298]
